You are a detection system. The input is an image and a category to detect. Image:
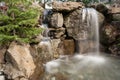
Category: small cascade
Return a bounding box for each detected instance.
[82,8,100,54]
[41,24,50,37]
[39,7,53,55]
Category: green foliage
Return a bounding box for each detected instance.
[0,0,42,45]
[82,0,99,5]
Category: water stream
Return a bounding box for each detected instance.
[82,8,100,54]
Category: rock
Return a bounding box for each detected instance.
[109,44,120,56]
[76,40,98,54]
[110,7,120,14]
[52,1,84,12]
[62,39,75,55]
[0,46,7,64]
[34,34,43,43]
[28,45,44,80]
[113,14,120,21]
[48,27,65,39]
[5,42,36,79]
[4,64,25,79]
[64,9,84,40]
[100,24,119,44]
[111,21,120,29]
[97,12,105,26]
[51,39,61,58]
[96,4,108,14]
[50,13,63,28]
[58,39,75,55]
[37,38,53,63]
[30,39,62,79]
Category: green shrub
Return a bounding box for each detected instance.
[0,0,42,45]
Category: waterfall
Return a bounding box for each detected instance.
[39,8,53,55]
[44,8,120,80]
[82,8,100,54]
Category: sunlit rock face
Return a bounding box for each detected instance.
[4,42,36,80]
[52,1,84,12]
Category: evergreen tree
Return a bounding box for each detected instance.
[0,0,42,45]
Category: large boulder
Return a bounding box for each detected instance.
[50,13,64,28]
[5,42,36,79]
[52,1,84,12]
[64,9,84,40]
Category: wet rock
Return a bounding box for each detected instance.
[76,40,97,53]
[50,13,63,28]
[5,42,36,79]
[52,1,84,12]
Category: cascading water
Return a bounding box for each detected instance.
[44,8,120,80]
[39,6,53,55]
[82,8,100,54]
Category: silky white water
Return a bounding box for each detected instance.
[82,8,100,54]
